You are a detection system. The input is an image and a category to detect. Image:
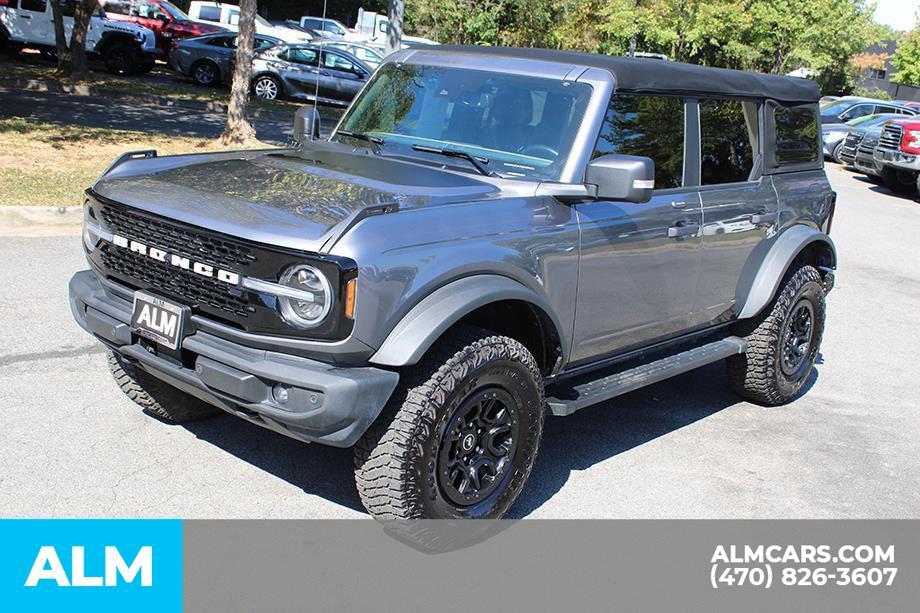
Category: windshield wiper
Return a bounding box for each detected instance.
[335,130,384,149]
[410,144,499,177]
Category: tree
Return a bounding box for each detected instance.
[221,0,258,145]
[49,0,95,75]
[892,28,920,86]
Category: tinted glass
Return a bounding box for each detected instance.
[20,0,45,11]
[103,0,130,14]
[286,48,318,65]
[592,95,684,189]
[842,104,873,120]
[700,98,757,185]
[59,0,76,16]
[339,63,593,180]
[254,37,275,50]
[774,104,819,164]
[324,52,356,72]
[197,5,220,21]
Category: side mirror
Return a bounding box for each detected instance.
[293,106,321,143]
[585,154,655,203]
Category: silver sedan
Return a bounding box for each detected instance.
[250,44,371,106]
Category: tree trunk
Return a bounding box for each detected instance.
[49,0,71,71]
[68,0,95,76]
[220,0,258,145]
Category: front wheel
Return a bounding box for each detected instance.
[252,75,281,101]
[882,166,918,195]
[104,43,140,75]
[727,265,826,405]
[354,326,545,520]
[191,59,219,86]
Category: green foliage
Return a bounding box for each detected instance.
[892,29,920,86]
[407,0,883,93]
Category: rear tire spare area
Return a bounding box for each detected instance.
[727,265,826,405]
[354,326,545,520]
[107,351,221,423]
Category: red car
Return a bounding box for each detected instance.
[99,0,227,55]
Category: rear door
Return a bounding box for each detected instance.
[280,46,322,98]
[14,0,51,43]
[571,94,703,363]
[691,98,777,327]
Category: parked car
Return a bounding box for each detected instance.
[819,96,915,126]
[892,99,920,109]
[187,1,312,44]
[851,125,888,183]
[0,0,157,74]
[871,118,920,194]
[71,47,835,520]
[99,0,226,55]
[299,16,364,41]
[250,44,371,105]
[321,40,383,68]
[169,31,281,86]
[825,113,906,163]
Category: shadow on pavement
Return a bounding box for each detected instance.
[178,358,819,519]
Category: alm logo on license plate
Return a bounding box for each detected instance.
[131,291,188,350]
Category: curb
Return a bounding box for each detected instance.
[0,76,298,123]
[0,206,82,236]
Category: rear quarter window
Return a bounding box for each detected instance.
[774,104,819,164]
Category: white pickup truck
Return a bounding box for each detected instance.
[0,0,158,74]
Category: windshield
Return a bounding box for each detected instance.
[160,0,189,20]
[820,100,858,116]
[336,63,593,180]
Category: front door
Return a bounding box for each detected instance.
[570,92,701,364]
[15,0,51,42]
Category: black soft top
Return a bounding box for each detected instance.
[432,46,820,104]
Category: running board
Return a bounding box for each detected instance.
[545,336,748,416]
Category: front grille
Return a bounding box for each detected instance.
[857,136,878,155]
[840,132,861,161]
[98,203,257,318]
[879,124,903,150]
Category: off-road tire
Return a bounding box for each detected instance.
[191,59,220,86]
[103,42,139,76]
[107,351,221,422]
[882,166,918,195]
[727,265,826,405]
[354,326,545,520]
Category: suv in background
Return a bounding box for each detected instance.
[187,1,312,44]
[872,118,920,195]
[820,97,915,126]
[70,48,836,520]
[0,0,158,74]
[100,0,227,55]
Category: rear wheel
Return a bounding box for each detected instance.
[107,351,221,423]
[104,42,139,76]
[354,326,545,520]
[191,59,220,86]
[882,166,918,195]
[831,141,845,164]
[727,265,826,405]
[252,75,281,101]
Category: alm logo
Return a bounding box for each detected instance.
[24,546,153,587]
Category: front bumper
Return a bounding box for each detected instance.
[873,146,920,173]
[69,270,399,447]
[853,150,884,177]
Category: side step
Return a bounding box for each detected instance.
[545,336,748,416]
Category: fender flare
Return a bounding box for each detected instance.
[93,32,140,55]
[736,225,836,319]
[370,275,566,368]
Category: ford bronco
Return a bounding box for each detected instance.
[69,46,837,519]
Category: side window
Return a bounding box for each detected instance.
[324,52,356,73]
[197,5,220,22]
[20,0,46,11]
[699,98,758,185]
[254,37,275,51]
[303,18,320,29]
[228,8,239,25]
[843,104,872,120]
[59,0,76,16]
[103,0,131,15]
[773,103,819,164]
[591,94,685,190]
[288,48,318,65]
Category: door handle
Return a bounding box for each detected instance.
[668,223,700,239]
[750,211,778,225]
[21,14,31,18]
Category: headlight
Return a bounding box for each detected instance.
[823,130,846,142]
[277,264,333,328]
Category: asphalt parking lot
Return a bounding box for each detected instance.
[1,164,918,519]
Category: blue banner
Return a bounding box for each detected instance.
[0,520,182,612]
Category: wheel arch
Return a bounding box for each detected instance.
[736,225,836,320]
[93,32,140,55]
[369,275,566,376]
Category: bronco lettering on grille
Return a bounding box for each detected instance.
[112,234,241,286]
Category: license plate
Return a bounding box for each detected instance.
[131,291,188,350]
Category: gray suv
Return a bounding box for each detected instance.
[69,46,837,520]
